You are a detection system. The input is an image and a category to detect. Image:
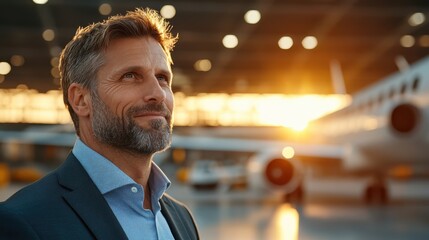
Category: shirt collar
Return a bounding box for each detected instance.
[72,138,171,197]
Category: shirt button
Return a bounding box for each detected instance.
[131,186,138,193]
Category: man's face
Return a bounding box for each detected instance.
[91,37,174,155]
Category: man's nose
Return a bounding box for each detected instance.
[143,76,167,103]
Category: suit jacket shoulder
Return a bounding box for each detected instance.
[0,153,126,240]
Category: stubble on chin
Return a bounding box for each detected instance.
[91,96,173,155]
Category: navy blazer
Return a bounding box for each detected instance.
[0,153,199,240]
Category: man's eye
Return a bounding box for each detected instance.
[123,72,135,79]
[157,75,168,83]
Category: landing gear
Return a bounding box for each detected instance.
[364,177,388,204]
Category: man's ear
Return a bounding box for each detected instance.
[68,83,91,117]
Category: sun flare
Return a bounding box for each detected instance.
[0,88,350,128]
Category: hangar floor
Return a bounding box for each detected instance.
[2,177,429,240]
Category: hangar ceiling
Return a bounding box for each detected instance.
[1,0,429,95]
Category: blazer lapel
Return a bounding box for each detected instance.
[160,196,193,240]
[57,154,128,240]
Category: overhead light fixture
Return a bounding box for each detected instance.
[244,10,261,24]
[50,57,59,67]
[408,12,425,26]
[0,62,12,75]
[42,29,55,42]
[10,55,25,67]
[194,59,212,72]
[419,35,429,47]
[99,3,112,16]
[50,46,62,57]
[302,36,318,49]
[160,5,176,19]
[51,67,60,78]
[33,0,48,4]
[278,36,293,50]
[222,35,238,48]
[400,35,415,47]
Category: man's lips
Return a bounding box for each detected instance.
[134,112,167,119]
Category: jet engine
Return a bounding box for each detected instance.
[247,149,303,196]
[389,102,421,134]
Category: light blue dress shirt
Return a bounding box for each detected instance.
[72,138,175,240]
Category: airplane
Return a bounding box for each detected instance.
[301,55,429,203]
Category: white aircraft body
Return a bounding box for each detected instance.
[301,56,429,202]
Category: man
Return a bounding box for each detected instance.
[0,8,199,240]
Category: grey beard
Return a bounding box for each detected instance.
[91,94,172,155]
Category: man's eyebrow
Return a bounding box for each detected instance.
[157,69,173,77]
[108,66,143,78]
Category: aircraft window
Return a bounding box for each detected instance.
[412,76,420,92]
[400,83,407,95]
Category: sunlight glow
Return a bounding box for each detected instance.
[269,204,299,240]
[0,88,349,128]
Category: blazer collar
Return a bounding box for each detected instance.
[57,153,128,240]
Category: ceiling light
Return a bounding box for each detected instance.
[50,46,62,57]
[419,35,429,47]
[33,0,48,4]
[244,10,261,24]
[10,55,25,67]
[51,67,60,78]
[0,62,12,75]
[50,57,59,67]
[194,59,212,72]
[278,36,293,50]
[408,12,425,26]
[302,36,318,49]
[222,35,239,48]
[42,29,55,42]
[400,35,415,47]
[160,5,176,19]
[99,3,112,16]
